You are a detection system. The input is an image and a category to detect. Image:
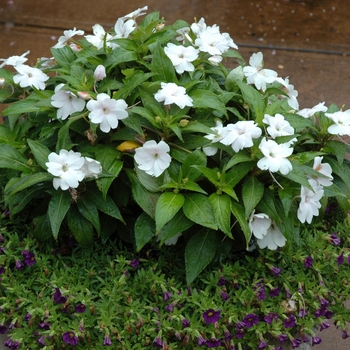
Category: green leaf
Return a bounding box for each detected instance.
[32,214,52,242]
[283,161,313,189]
[326,140,350,165]
[190,89,227,116]
[230,201,252,247]
[193,166,218,186]
[242,177,264,218]
[126,169,160,219]
[48,191,72,239]
[209,193,232,237]
[0,144,32,172]
[66,205,94,246]
[27,139,51,170]
[224,152,253,171]
[77,197,101,235]
[159,210,193,245]
[134,212,156,251]
[185,229,217,284]
[96,160,123,199]
[182,149,207,181]
[180,181,207,194]
[183,193,217,230]
[151,42,177,82]
[155,192,185,232]
[225,162,255,188]
[51,46,76,68]
[105,47,138,69]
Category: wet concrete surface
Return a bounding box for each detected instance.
[0,0,350,348]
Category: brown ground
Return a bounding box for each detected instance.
[1,0,350,348]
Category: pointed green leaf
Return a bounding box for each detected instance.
[181,181,207,194]
[226,162,255,188]
[182,149,207,181]
[135,212,156,251]
[77,197,101,235]
[209,193,232,238]
[48,191,72,239]
[151,42,177,82]
[155,192,184,232]
[190,89,227,116]
[27,139,51,170]
[183,193,217,230]
[185,229,217,284]
[242,177,264,218]
[230,201,251,247]
[0,144,32,172]
[224,152,252,171]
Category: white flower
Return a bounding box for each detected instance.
[298,102,327,118]
[121,6,148,20]
[175,27,191,42]
[134,140,171,177]
[157,232,182,245]
[297,179,324,224]
[51,83,86,120]
[256,222,286,250]
[13,64,49,90]
[249,211,271,239]
[0,50,30,68]
[208,55,223,66]
[81,157,102,179]
[220,120,262,152]
[39,57,56,69]
[164,43,199,74]
[154,82,193,109]
[113,18,136,39]
[45,150,85,190]
[310,156,333,187]
[85,24,113,49]
[262,113,294,138]
[93,65,106,82]
[325,110,350,136]
[190,18,207,35]
[204,120,228,143]
[257,138,293,175]
[52,27,84,49]
[277,77,299,110]
[243,52,278,92]
[87,93,128,133]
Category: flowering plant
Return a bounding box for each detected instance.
[1,6,350,285]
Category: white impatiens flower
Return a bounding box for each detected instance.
[277,77,299,110]
[243,52,278,92]
[45,150,85,190]
[297,179,324,224]
[13,65,49,90]
[51,83,86,120]
[52,27,84,49]
[93,65,106,82]
[0,50,30,68]
[249,211,286,250]
[298,102,327,118]
[164,43,199,74]
[154,82,193,109]
[121,6,148,20]
[175,27,191,43]
[310,156,333,187]
[85,24,114,49]
[208,55,223,66]
[262,113,294,139]
[134,140,171,177]
[203,120,228,156]
[325,109,350,136]
[257,138,293,175]
[113,18,136,39]
[86,93,128,133]
[220,120,262,152]
[81,157,102,179]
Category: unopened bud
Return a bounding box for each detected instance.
[0,78,5,86]
[77,91,91,100]
[94,65,106,82]
[178,119,189,127]
[155,116,162,124]
[69,43,82,52]
[155,23,165,31]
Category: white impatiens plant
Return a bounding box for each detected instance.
[1,7,350,283]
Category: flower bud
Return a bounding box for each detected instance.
[77,91,91,100]
[94,65,106,82]
[0,78,5,87]
[178,119,189,127]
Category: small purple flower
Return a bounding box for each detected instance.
[62,331,79,346]
[206,338,222,348]
[15,260,24,270]
[23,313,31,322]
[348,254,350,265]
[324,309,333,319]
[0,247,5,255]
[291,338,301,349]
[220,291,229,302]
[312,336,322,345]
[269,286,281,297]
[130,258,140,269]
[53,288,67,304]
[337,251,344,266]
[320,298,329,307]
[38,321,51,330]
[22,250,36,266]
[3,339,20,350]
[330,232,341,246]
[270,266,282,277]
[304,256,313,268]
[0,266,4,275]
[277,334,288,343]
[163,290,172,301]
[243,313,259,328]
[264,312,278,324]
[342,330,349,339]
[0,324,7,334]
[165,303,175,312]
[182,318,190,329]
[224,330,233,341]
[319,321,330,331]
[103,335,112,346]
[198,335,206,346]
[203,309,221,324]
[38,335,47,346]
[217,276,227,286]
[255,286,266,301]
[0,234,4,243]
[75,303,86,313]
[235,327,245,339]
[298,308,308,318]
[283,315,296,328]
[258,339,268,349]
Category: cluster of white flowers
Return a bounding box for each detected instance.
[45,150,102,190]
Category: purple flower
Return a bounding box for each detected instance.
[342,330,349,339]
[53,288,67,304]
[0,266,4,275]
[243,313,259,328]
[270,266,282,277]
[203,309,221,324]
[165,303,175,312]
[298,308,308,318]
[0,247,5,255]
[269,286,281,297]
[75,303,86,313]
[182,318,190,329]
[0,234,4,243]
[163,290,172,301]
[312,336,322,345]
[23,313,31,322]
[291,338,301,349]
[330,232,341,246]
[224,330,233,341]
[38,336,47,346]
[15,260,24,270]
[283,315,296,328]
[277,334,288,343]
[0,324,7,334]
[320,321,330,331]
[235,327,245,339]
[38,321,51,330]
[198,335,206,346]
[220,291,229,302]
[320,298,329,307]
[130,258,139,269]
[62,332,79,346]
[3,338,20,350]
[255,286,266,301]
[264,312,278,324]
[258,339,268,349]
[337,251,344,266]
[22,250,36,266]
[206,338,222,348]
[348,254,350,265]
[103,335,112,346]
[217,276,227,286]
[304,256,313,268]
